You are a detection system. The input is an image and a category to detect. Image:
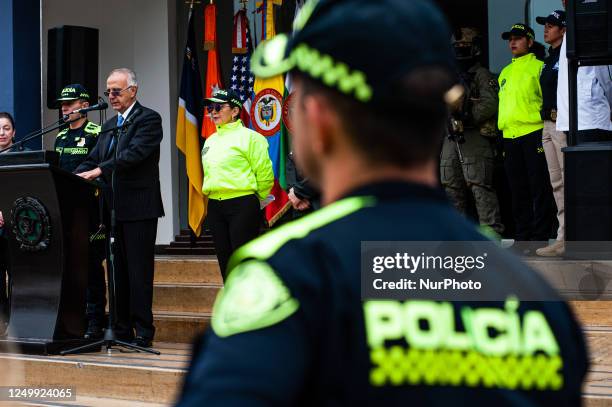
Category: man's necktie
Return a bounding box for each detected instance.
[107,115,124,155]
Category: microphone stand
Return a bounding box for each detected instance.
[0,116,82,154]
[61,113,159,356]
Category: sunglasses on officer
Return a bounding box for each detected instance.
[103,85,133,97]
[206,103,230,113]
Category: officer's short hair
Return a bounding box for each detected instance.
[293,67,454,169]
[109,68,138,87]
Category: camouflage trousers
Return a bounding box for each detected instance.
[440,131,504,234]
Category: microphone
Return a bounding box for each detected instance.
[63,102,109,122]
[73,102,108,114]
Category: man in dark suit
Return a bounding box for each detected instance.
[76,68,164,347]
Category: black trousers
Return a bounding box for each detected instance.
[85,239,107,326]
[207,194,261,278]
[85,195,108,327]
[503,130,554,241]
[113,218,158,340]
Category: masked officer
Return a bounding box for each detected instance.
[55,84,106,339]
[441,27,503,235]
[177,1,587,405]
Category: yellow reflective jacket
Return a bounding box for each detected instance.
[201,119,274,201]
[498,53,544,139]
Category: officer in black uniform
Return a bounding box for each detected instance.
[178,1,588,405]
[54,84,106,339]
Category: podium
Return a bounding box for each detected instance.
[0,151,97,353]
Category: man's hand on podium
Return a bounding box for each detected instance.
[77,167,102,180]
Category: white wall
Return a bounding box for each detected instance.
[529,0,563,42]
[488,0,526,73]
[42,0,179,245]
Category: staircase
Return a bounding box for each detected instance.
[0,256,221,406]
[159,229,216,256]
[1,257,612,405]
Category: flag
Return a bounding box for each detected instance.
[253,0,289,226]
[230,9,255,128]
[201,1,223,139]
[176,9,206,236]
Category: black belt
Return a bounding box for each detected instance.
[541,108,557,122]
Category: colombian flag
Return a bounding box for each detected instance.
[253,0,289,226]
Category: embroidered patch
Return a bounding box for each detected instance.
[212,260,299,337]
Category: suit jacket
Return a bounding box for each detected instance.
[76,101,165,221]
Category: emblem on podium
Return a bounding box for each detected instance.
[10,197,51,252]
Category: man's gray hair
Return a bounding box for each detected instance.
[109,68,138,87]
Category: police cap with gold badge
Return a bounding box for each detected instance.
[203,89,243,109]
[251,0,456,108]
[501,23,536,40]
[56,84,90,103]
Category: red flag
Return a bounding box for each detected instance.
[202,2,223,139]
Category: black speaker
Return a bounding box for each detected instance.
[566,0,612,61]
[565,145,612,257]
[47,26,98,109]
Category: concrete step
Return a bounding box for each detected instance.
[154,255,222,284]
[0,342,188,404]
[160,247,217,256]
[154,311,210,344]
[153,283,221,314]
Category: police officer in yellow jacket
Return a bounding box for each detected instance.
[55,84,101,173]
[178,2,587,405]
[54,84,106,338]
[202,89,274,277]
[498,24,553,242]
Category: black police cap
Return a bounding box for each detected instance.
[536,10,566,28]
[204,89,243,109]
[57,84,90,102]
[501,24,536,40]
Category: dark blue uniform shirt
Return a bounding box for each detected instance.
[178,182,588,406]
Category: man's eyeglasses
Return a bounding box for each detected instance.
[103,86,133,97]
[206,103,229,113]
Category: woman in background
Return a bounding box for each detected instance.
[201,90,274,278]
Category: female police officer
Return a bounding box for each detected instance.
[201,89,274,278]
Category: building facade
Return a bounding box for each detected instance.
[0,0,560,245]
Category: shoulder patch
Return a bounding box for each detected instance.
[85,122,101,135]
[212,260,299,338]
